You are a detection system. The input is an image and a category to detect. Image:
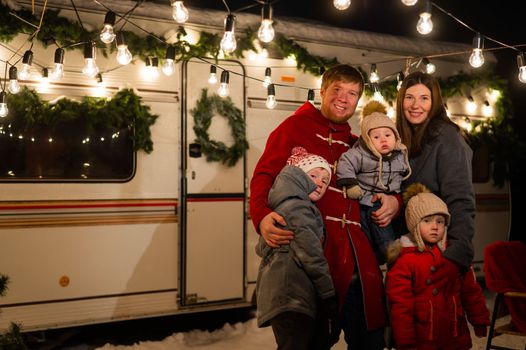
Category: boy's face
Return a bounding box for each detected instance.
[306,167,330,202]
[369,127,396,155]
[419,214,446,244]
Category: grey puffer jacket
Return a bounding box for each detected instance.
[255,165,335,327]
[404,122,475,269]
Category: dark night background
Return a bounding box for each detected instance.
[184,0,525,243]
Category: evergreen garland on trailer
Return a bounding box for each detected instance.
[0,274,27,349]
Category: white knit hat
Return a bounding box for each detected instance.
[404,183,450,251]
[286,147,332,182]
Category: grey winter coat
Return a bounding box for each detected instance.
[255,165,335,327]
[404,122,475,269]
[336,138,410,206]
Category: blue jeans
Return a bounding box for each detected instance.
[341,274,386,350]
[360,202,395,265]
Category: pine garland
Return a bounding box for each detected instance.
[5,87,159,153]
[190,88,248,167]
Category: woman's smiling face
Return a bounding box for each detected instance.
[402,83,432,125]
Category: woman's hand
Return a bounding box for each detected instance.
[371,193,399,227]
[259,212,294,248]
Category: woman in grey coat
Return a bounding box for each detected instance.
[255,147,338,350]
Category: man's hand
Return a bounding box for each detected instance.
[371,193,399,227]
[259,212,294,248]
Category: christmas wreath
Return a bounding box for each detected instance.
[191,88,248,167]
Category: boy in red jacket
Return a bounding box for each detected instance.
[386,184,489,350]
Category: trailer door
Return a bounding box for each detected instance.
[180,59,246,306]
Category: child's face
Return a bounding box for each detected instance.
[369,127,396,155]
[306,167,330,202]
[419,214,446,244]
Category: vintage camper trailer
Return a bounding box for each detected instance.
[0,0,510,333]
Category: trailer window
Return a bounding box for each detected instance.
[0,121,135,182]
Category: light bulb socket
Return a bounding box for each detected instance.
[116,32,127,46]
[484,100,490,106]
[96,73,103,83]
[165,45,177,60]
[0,91,7,103]
[307,89,315,101]
[145,57,152,66]
[83,42,95,59]
[22,50,33,65]
[42,67,49,78]
[151,57,159,67]
[103,11,116,26]
[220,70,229,84]
[54,48,65,64]
[265,67,271,76]
[517,52,525,68]
[422,57,430,65]
[472,33,484,49]
[224,14,236,32]
[397,71,405,82]
[370,63,377,73]
[210,65,217,74]
[468,95,474,102]
[9,66,18,80]
[421,0,432,15]
[261,3,272,21]
[267,83,275,96]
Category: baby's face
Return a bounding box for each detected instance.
[369,127,396,155]
[419,214,446,244]
[306,167,330,202]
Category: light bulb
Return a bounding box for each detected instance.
[401,0,418,5]
[162,46,177,76]
[469,48,484,68]
[116,32,132,65]
[333,0,351,10]
[369,64,379,83]
[517,53,526,83]
[422,57,435,74]
[145,57,160,79]
[258,3,274,43]
[416,1,433,35]
[307,89,315,104]
[51,48,65,79]
[171,1,189,24]
[100,11,116,44]
[220,14,237,54]
[396,71,405,91]
[18,49,33,80]
[8,66,20,94]
[208,65,218,84]
[0,92,8,118]
[263,67,271,87]
[82,42,99,78]
[266,84,277,109]
[469,33,484,68]
[218,70,230,97]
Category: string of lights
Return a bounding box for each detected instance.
[0,0,524,118]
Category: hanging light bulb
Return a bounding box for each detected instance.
[18,49,33,80]
[171,0,189,24]
[208,65,218,84]
[40,67,50,87]
[218,70,230,97]
[263,67,272,87]
[162,45,177,76]
[307,89,315,104]
[373,83,384,102]
[401,0,418,6]
[333,0,351,10]
[416,0,433,35]
[100,11,116,44]
[220,14,237,54]
[116,32,133,65]
[266,84,277,109]
[466,95,477,114]
[517,53,526,83]
[369,63,379,83]
[145,57,160,79]
[258,3,275,43]
[82,42,99,78]
[8,66,20,94]
[51,48,65,79]
[469,33,484,68]
[0,91,8,118]
[482,100,493,117]
[96,73,104,86]
[396,71,405,90]
[422,57,436,74]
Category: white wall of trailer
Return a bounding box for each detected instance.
[0,0,510,332]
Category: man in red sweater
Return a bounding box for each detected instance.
[250,64,399,349]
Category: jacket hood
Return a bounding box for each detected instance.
[268,165,316,209]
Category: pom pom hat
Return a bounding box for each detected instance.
[287,146,332,182]
[403,183,450,251]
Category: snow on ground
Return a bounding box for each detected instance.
[92,316,525,350]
